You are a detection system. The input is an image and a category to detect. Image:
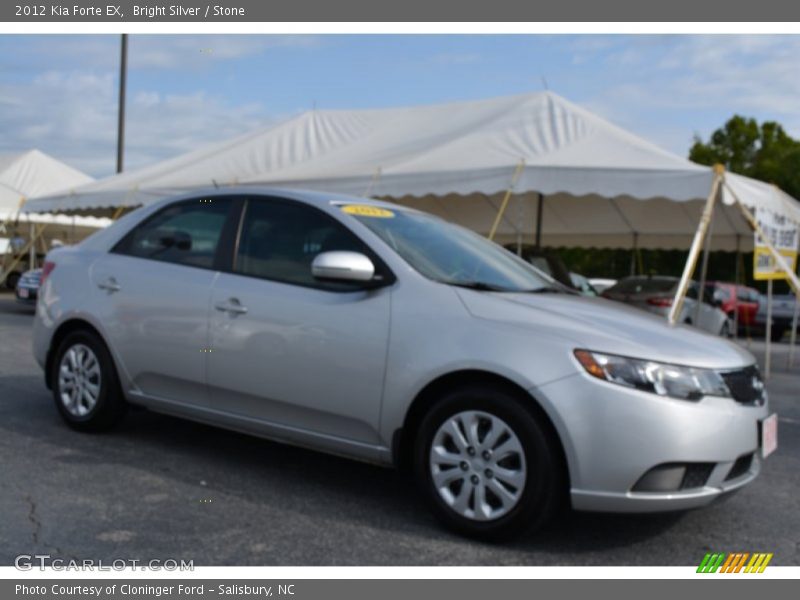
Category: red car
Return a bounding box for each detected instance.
[704,282,759,328]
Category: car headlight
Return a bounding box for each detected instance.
[573,349,731,401]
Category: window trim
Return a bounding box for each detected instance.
[110,196,242,272]
[222,194,396,293]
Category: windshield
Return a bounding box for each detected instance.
[342,204,553,292]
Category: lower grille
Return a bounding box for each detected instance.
[681,463,715,490]
[725,453,754,481]
[633,462,715,492]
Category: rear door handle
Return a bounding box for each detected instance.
[214,298,248,315]
[97,277,121,293]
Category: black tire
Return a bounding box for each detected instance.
[50,330,126,432]
[413,384,564,541]
[5,271,20,290]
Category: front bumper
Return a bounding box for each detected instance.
[535,371,769,513]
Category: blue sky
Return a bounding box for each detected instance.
[1,34,799,177]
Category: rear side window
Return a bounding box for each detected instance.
[114,198,233,269]
[234,198,372,290]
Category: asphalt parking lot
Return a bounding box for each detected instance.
[1,294,798,566]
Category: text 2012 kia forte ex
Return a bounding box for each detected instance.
[32,188,778,539]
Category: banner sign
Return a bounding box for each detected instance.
[753,206,799,281]
[4,0,800,22]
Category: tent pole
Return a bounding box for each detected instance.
[668,166,723,325]
[733,234,741,339]
[363,166,382,198]
[765,279,773,378]
[488,159,525,242]
[0,224,48,287]
[695,203,716,325]
[28,221,35,271]
[629,233,638,276]
[534,192,544,249]
[788,234,800,368]
[789,289,799,368]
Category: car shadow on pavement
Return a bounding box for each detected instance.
[0,297,36,316]
[0,373,687,557]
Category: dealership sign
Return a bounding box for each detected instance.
[753,206,799,280]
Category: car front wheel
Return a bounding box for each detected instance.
[413,385,564,540]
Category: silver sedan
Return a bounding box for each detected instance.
[32,189,776,540]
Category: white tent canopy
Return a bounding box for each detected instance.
[1,149,93,212]
[21,92,800,250]
[0,149,109,243]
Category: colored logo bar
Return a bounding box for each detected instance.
[697,552,773,573]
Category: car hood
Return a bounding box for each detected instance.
[456,289,755,370]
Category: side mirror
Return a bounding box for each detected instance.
[312,251,375,282]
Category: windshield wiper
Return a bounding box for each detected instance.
[444,281,512,292]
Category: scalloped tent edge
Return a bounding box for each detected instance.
[19,91,800,252]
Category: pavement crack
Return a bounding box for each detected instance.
[25,494,42,546]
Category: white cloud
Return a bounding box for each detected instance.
[17,35,322,72]
[571,35,800,154]
[128,35,322,70]
[0,68,270,177]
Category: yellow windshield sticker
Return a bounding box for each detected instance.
[341,205,394,218]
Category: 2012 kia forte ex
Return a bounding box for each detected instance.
[32,188,778,540]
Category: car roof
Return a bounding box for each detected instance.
[151,186,403,211]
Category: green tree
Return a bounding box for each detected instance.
[689,115,800,199]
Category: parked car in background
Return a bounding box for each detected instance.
[752,293,798,342]
[588,278,617,294]
[15,268,42,304]
[569,272,598,296]
[602,275,731,336]
[704,281,759,332]
[504,245,574,289]
[32,188,772,540]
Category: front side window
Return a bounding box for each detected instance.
[115,198,232,269]
[342,205,552,292]
[235,199,370,290]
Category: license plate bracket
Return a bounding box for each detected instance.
[761,413,778,459]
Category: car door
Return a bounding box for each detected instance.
[207,196,392,445]
[89,196,238,406]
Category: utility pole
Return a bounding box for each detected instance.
[116,33,128,174]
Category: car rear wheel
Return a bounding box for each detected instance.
[51,330,126,431]
[413,384,563,540]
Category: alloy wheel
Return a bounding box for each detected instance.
[429,410,527,521]
[58,343,102,417]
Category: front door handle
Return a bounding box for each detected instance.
[214,298,248,315]
[97,277,121,293]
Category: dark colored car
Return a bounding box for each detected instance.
[753,293,798,342]
[15,268,42,304]
[602,275,730,336]
[504,245,574,289]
